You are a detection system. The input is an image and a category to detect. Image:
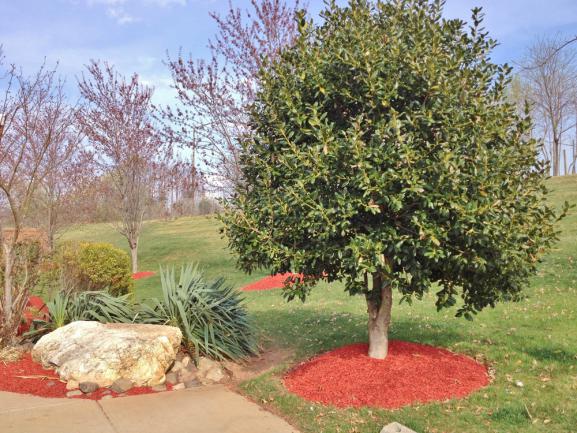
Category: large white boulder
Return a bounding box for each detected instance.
[32,321,182,387]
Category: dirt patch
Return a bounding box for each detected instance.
[224,346,295,384]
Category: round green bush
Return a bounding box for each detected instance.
[77,243,134,296]
[51,241,133,296]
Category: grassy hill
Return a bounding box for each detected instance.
[62,176,577,433]
[62,215,269,300]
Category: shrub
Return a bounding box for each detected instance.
[49,241,133,296]
[137,263,258,361]
[76,243,133,295]
[27,290,135,340]
[65,291,135,323]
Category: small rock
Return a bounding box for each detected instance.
[170,361,183,373]
[184,361,197,373]
[181,356,191,367]
[221,360,245,381]
[66,380,79,390]
[197,357,217,371]
[100,395,113,400]
[514,380,524,388]
[197,357,226,384]
[178,370,197,383]
[110,378,133,394]
[172,383,185,391]
[165,372,179,385]
[380,422,417,433]
[66,390,83,398]
[79,382,99,394]
[184,379,201,388]
[152,384,166,392]
[205,368,225,383]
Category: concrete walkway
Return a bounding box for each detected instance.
[0,386,299,433]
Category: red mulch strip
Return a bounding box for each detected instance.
[240,273,302,292]
[284,341,489,409]
[0,353,172,400]
[132,271,156,280]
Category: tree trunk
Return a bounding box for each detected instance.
[47,230,55,254]
[2,242,15,339]
[47,204,55,253]
[129,240,138,274]
[553,136,561,176]
[365,272,393,359]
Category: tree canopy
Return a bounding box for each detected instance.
[221,0,566,357]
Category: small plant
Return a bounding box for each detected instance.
[65,291,134,323]
[46,292,69,330]
[137,263,258,361]
[27,291,135,340]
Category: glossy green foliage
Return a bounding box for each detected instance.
[221,0,566,319]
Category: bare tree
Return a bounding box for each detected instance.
[0,52,70,345]
[520,36,577,176]
[78,60,162,273]
[76,174,117,224]
[159,0,303,192]
[27,107,89,252]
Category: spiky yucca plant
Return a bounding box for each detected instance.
[27,291,135,340]
[138,264,258,361]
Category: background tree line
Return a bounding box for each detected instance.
[515,35,577,176]
[0,0,302,345]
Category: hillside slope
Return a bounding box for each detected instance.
[62,176,577,433]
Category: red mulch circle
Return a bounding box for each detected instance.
[0,353,172,400]
[284,341,489,409]
[132,271,156,280]
[240,273,302,292]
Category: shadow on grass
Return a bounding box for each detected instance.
[252,307,468,360]
[521,345,576,364]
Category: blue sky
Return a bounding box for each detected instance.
[1,0,577,105]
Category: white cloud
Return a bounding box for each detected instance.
[85,0,186,25]
[108,7,139,25]
[145,0,187,7]
[85,0,136,24]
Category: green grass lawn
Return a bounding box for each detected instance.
[62,176,577,433]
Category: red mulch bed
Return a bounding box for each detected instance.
[0,353,171,400]
[284,341,489,409]
[240,273,302,292]
[132,271,156,280]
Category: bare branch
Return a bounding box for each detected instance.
[77,60,165,272]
